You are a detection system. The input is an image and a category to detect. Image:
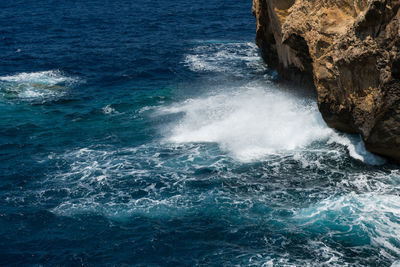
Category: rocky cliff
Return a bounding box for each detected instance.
[253,0,400,162]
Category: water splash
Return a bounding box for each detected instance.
[328,132,386,165]
[158,81,384,165]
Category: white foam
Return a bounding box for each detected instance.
[0,70,75,85]
[48,146,191,219]
[0,70,77,101]
[102,105,119,115]
[295,193,400,258]
[158,79,386,164]
[160,83,379,163]
[184,42,267,75]
[328,133,386,165]
[181,42,388,164]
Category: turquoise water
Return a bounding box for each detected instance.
[1,0,400,266]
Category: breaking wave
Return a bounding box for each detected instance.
[159,83,329,161]
[158,81,384,165]
[0,70,78,102]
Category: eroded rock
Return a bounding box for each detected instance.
[253,0,400,162]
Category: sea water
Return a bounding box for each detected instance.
[0,0,399,265]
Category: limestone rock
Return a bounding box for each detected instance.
[253,0,400,161]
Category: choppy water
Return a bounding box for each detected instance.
[1,0,400,266]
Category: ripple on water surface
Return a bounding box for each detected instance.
[17,140,399,265]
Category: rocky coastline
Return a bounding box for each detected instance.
[253,0,400,162]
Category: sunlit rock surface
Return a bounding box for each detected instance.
[253,0,400,161]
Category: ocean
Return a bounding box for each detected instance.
[1,0,400,266]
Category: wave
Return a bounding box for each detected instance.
[0,70,76,84]
[158,82,384,165]
[328,132,386,165]
[0,70,78,102]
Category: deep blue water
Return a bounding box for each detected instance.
[1,1,400,266]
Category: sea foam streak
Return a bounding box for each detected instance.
[0,70,75,84]
[295,193,400,258]
[0,70,77,101]
[184,42,267,76]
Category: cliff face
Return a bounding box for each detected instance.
[253,0,400,161]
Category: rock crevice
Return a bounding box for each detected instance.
[253,0,400,161]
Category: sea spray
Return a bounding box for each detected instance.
[158,80,384,165]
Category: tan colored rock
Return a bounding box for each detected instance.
[253,0,400,162]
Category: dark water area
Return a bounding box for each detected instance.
[1,0,400,266]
